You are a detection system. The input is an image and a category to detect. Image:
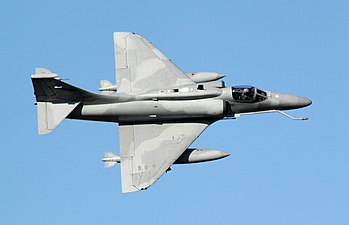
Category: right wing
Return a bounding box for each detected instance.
[118,120,215,193]
[114,32,195,93]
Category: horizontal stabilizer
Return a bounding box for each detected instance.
[37,102,80,135]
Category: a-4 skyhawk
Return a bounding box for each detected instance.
[31,32,312,193]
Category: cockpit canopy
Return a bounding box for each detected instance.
[231,85,267,102]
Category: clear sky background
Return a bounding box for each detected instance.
[1,0,348,225]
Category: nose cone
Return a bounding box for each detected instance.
[297,97,312,108]
[276,93,312,110]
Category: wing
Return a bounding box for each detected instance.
[118,121,214,193]
[114,32,195,93]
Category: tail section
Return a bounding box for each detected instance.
[32,68,93,103]
[36,102,79,134]
[31,68,92,134]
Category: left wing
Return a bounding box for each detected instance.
[118,120,215,193]
[114,32,195,93]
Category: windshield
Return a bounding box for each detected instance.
[231,86,267,102]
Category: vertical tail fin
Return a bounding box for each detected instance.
[31,68,84,134]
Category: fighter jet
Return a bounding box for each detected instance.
[31,32,312,193]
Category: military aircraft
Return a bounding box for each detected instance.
[31,32,312,193]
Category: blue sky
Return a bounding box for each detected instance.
[1,0,348,224]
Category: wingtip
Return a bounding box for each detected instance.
[122,185,141,193]
[114,32,137,38]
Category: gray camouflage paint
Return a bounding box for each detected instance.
[119,122,212,192]
[115,32,193,93]
[31,32,311,193]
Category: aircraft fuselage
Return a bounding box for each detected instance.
[68,86,311,123]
